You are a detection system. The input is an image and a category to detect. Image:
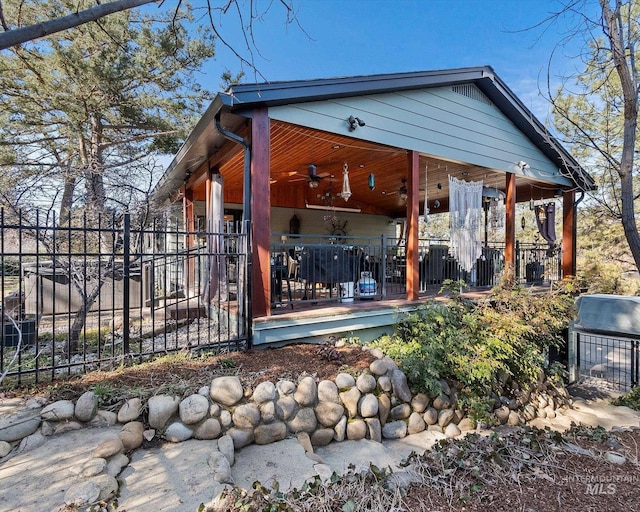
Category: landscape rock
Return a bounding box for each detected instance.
[444,423,461,438]
[227,428,254,449]
[254,421,287,445]
[378,375,392,392]
[74,391,98,422]
[41,400,75,421]
[164,421,193,442]
[0,409,41,442]
[294,376,318,406]
[407,412,426,435]
[315,401,345,427]
[93,437,124,458]
[390,403,411,420]
[366,417,382,442]
[276,379,296,395]
[495,406,510,425]
[378,394,391,426]
[106,453,129,477]
[210,376,244,406]
[346,419,367,440]
[117,398,142,423]
[232,403,261,430]
[335,373,356,389]
[411,393,430,413]
[194,418,222,440]
[310,428,335,447]
[252,381,277,403]
[64,480,101,507]
[317,380,339,403]
[179,394,210,425]
[359,393,379,418]
[18,431,46,453]
[80,457,107,478]
[382,420,407,439]
[90,473,119,501]
[147,395,180,429]
[259,401,277,424]
[389,369,412,402]
[438,409,455,427]
[218,434,235,466]
[287,407,317,433]
[0,440,11,457]
[333,416,347,442]
[356,374,377,393]
[53,420,82,435]
[275,396,297,421]
[369,358,390,376]
[208,450,234,484]
[339,387,361,418]
[458,418,476,431]
[119,421,144,450]
[432,394,450,410]
[89,410,118,427]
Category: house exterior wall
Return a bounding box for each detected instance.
[268,85,572,186]
[269,207,396,241]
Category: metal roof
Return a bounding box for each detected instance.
[154,66,594,202]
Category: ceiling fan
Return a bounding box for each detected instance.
[287,164,334,188]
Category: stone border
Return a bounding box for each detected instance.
[0,346,572,509]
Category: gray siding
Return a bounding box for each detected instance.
[269,85,571,186]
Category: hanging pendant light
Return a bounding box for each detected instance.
[368,173,375,191]
[341,162,352,202]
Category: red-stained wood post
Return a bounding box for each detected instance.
[562,190,576,278]
[504,173,516,275]
[406,150,420,300]
[251,108,271,317]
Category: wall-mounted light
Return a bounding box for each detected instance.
[518,160,530,170]
[348,115,366,131]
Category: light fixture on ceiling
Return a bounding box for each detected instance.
[309,178,319,189]
[368,173,375,191]
[347,115,366,131]
[308,163,321,188]
[340,162,352,201]
[305,201,361,213]
[399,179,408,201]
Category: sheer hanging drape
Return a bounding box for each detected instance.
[449,175,483,273]
[202,174,228,303]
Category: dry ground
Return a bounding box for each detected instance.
[2,343,640,511]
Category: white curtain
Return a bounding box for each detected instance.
[449,175,483,273]
[202,174,228,303]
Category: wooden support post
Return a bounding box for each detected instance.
[562,190,576,278]
[406,151,420,300]
[251,108,271,317]
[504,173,516,275]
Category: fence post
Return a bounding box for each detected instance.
[123,214,130,355]
[632,339,638,388]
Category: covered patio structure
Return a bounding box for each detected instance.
[153,66,594,345]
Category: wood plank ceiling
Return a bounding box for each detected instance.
[197,120,561,218]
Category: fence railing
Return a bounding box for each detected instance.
[269,234,561,309]
[0,210,249,386]
[571,330,639,391]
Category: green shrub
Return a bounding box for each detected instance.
[370,281,576,414]
[611,386,640,411]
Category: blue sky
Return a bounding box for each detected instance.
[182,0,599,122]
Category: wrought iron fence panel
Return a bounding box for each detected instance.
[0,209,248,386]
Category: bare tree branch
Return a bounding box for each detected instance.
[0,0,159,50]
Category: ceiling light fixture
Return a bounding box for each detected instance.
[399,179,408,201]
[340,162,352,201]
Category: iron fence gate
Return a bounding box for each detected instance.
[0,209,249,386]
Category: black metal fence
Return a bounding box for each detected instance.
[269,235,560,308]
[574,331,639,391]
[0,210,249,386]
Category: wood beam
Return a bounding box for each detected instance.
[406,151,420,300]
[505,173,516,273]
[251,108,271,317]
[562,190,576,278]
